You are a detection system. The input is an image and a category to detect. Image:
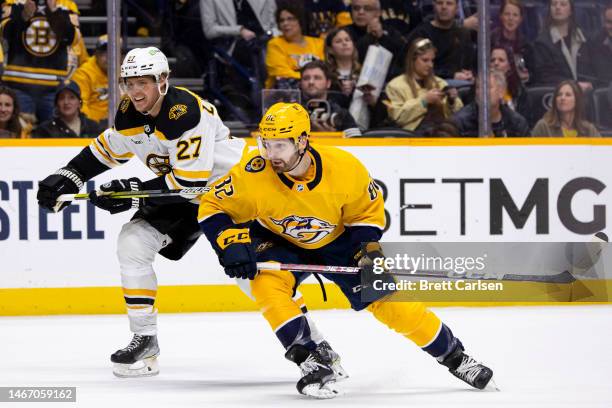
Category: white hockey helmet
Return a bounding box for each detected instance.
[120,47,170,82]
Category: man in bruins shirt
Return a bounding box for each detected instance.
[198,102,494,398]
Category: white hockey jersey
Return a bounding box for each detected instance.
[88,86,246,200]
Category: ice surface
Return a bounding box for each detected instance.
[1,306,611,407]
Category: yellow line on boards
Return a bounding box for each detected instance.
[0,282,610,316]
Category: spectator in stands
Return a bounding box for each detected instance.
[531,80,600,137]
[1,0,79,123]
[71,35,109,126]
[453,70,530,137]
[299,60,361,137]
[265,1,324,89]
[343,0,407,79]
[303,0,351,37]
[490,45,530,121]
[379,0,422,39]
[0,86,31,138]
[32,81,101,138]
[385,38,463,134]
[406,0,476,84]
[325,27,361,100]
[201,0,276,42]
[590,2,612,86]
[491,0,533,83]
[532,0,595,90]
[200,0,276,82]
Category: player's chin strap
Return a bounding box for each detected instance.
[142,79,169,116]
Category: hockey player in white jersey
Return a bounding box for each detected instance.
[36,47,346,380]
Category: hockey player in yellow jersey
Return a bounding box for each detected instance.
[198,103,494,398]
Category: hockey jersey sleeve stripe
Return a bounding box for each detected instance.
[153,129,168,140]
[172,168,211,180]
[92,140,119,166]
[99,133,134,159]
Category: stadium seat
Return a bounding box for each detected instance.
[526,86,555,127]
[593,87,612,133]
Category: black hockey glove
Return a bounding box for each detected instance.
[37,166,84,212]
[88,178,144,214]
[217,227,258,280]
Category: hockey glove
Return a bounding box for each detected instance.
[88,178,144,214]
[353,242,386,269]
[217,227,258,280]
[37,166,84,212]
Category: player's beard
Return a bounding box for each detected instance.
[271,152,301,173]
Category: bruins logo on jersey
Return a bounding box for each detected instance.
[146,154,171,176]
[245,156,265,173]
[119,97,130,113]
[25,17,59,57]
[169,104,187,120]
[271,215,336,244]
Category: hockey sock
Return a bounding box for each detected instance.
[367,300,455,357]
[251,269,317,350]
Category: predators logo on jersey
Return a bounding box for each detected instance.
[169,104,187,120]
[271,215,336,244]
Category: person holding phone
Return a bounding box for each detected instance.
[385,38,462,134]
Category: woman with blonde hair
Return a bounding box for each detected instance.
[385,38,463,134]
[0,86,31,138]
[532,80,600,137]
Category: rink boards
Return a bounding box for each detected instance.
[1,138,611,315]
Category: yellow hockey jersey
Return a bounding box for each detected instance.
[198,144,385,250]
[265,35,325,88]
[72,55,108,122]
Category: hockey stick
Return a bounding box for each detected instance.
[256,262,577,284]
[57,187,211,202]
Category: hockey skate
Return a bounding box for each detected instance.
[111,334,160,378]
[286,344,341,399]
[439,343,493,390]
[315,341,349,382]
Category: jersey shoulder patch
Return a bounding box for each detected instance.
[245,155,266,173]
[114,96,146,131]
[155,86,201,140]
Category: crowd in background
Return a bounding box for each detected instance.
[0,0,610,138]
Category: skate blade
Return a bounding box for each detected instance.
[113,356,159,378]
[331,362,350,382]
[300,382,342,399]
[484,378,501,392]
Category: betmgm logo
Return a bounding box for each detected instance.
[271,215,336,244]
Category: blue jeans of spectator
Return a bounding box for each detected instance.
[13,88,56,123]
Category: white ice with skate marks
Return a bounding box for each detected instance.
[1,306,611,407]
